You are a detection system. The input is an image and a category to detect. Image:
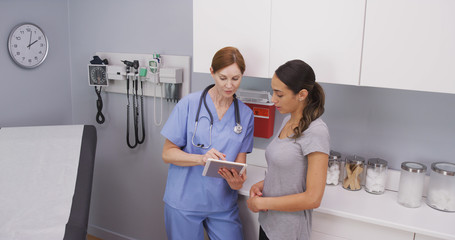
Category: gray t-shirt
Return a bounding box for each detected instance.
[258,116,330,240]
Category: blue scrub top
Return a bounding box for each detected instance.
[161,89,254,212]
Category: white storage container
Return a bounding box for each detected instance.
[326,151,341,186]
[365,158,388,195]
[397,162,427,208]
[426,162,455,212]
[342,155,365,191]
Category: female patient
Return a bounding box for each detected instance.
[247,59,330,240]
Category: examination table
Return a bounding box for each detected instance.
[0,125,97,240]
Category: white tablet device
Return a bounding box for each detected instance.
[202,158,247,178]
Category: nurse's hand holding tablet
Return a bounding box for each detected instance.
[200,148,246,190]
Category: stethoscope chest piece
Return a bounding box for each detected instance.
[234,123,242,134]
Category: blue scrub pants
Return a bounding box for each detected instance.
[164,203,243,240]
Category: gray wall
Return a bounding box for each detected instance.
[68,1,192,239]
[0,0,72,127]
[321,83,455,170]
[2,0,455,240]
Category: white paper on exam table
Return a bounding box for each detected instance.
[202,158,247,178]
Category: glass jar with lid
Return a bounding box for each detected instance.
[426,162,455,212]
[365,158,388,194]
[397,162,427,208]
[326,151,341,185]
[342,155,365,191]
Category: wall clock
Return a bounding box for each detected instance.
[8,23,49,69]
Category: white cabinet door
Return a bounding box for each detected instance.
[311,230,348,240]
[193,0,271,78]
[361,0,455,94]
[269,0,366,85]
[312,211,415,240]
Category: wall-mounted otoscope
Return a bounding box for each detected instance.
[122,59,145,149]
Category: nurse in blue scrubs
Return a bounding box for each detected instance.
[161,46,255,240]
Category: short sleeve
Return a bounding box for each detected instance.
[240,110,254,153]
[160,96,190,147]
[300,119,330,157]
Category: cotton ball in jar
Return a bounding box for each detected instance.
[397,162,427,208]
[365,158,388,194]
[365,168,387,193]
[426,162,455,212]
[327,151,342,186]
[326,163,340,185]
[427,189,455,212]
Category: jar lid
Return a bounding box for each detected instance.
[401,162,427,173]
[368,158,388,167]
[329,150,341,160]
[431,162,455,176]
[346,155,365,164]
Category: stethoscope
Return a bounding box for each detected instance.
[191,84,242,149]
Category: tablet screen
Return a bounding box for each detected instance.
[202,158,246,178]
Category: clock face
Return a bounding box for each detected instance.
[8,23,49,69]
[88,65,108,86]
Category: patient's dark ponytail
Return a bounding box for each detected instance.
[275,59,325,139]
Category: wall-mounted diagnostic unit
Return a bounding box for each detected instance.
[95,52,190,100]
[87,52,191,149]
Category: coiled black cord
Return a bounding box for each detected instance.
[95,86,105,124]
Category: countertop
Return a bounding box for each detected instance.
[240,164,455,240]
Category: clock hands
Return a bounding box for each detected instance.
[27,40,38,49]
[28,31,32,49]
